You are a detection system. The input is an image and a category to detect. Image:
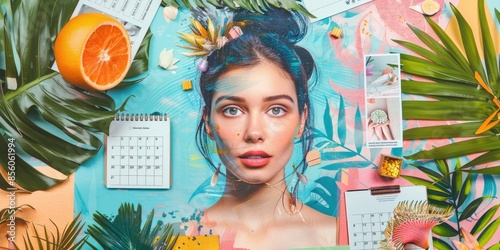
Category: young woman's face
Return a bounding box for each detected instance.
[206,61,305,184]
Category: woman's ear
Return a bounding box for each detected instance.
[203,107,215,140]
[296,106,308,138]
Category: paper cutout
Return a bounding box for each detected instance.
[172,235,220,249]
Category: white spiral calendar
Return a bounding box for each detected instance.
[345,185,430,249]
[105,113,171,189]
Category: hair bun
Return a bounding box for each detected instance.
[232,8,308,45]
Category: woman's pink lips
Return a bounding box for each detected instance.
[239,151,271,168]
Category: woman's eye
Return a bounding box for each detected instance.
[222,107,242,116]
[268,107,286,116]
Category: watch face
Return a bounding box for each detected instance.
[370,109,388,124]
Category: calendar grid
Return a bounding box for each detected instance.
[345,186,429,250]
[105,115,170,189]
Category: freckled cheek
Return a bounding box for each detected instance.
[212,122,242,144]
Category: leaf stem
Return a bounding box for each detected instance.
[4,72,59,102]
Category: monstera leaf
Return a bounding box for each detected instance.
[398,0,500,172]
[161,0,313,17]
[0,0,150,191]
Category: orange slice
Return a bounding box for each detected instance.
[421,0,440,16]
[54,13,131,91]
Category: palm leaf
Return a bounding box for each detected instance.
[0,0,150,191]
[0,204,33,225]
[397,0,500,167]
[161,0,314,17]
[16,213,88,250]
[87,203,179,250]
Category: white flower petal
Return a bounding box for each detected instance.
[159,48,174,69]
[162,6,178,23]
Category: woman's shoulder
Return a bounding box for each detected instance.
[298,205,338,245]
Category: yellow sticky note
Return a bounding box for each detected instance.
[172,235,219,249]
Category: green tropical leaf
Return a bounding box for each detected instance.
[488,243,500,250]
[478,215,500,246]
[451,168,462,202]
[0,76,129,191]
[16,213,88,250]
[404,122,498,139]
[0,204,33,225]
[401,79,491,101]
[452,3,489,84]
[471,204,500,234]
[458,196,494,221]
[119,29,153,87]
[435,159,450,181]
[87,203,179,250]
[478,0,499,92]
[405,136,500,160]
[460,150,500,169]
[400,55,475,83]
[400,175,446,193]
[0,0,150,191]
[402,100,495,120]
[427,189,451,202]
[432,222,459,237]
[432,237,454,250]
[459,166,500,175]
[456,173,472,208]
[399,0,500,165]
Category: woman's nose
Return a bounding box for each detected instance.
[244,114,265,143]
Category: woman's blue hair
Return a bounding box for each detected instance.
[195,7,317,193]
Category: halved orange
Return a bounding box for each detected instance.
[54,13,131,91]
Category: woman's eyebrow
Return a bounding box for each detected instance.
[215,95,245,105]
[264,95,295,103]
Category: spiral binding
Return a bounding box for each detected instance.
[113,113,169,121]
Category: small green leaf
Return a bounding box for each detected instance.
[478,216,500,246]
[432,237,454,250]
[400,175,445,193]
[427,189,451,202]
[459,196,495,221]
[471,204,500,234]
[432,222,459,237]
[456,173,472,208]
[435,159,450,180]
[451,170,462,201]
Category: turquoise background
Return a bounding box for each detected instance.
[73,0,500,247]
